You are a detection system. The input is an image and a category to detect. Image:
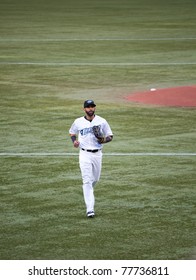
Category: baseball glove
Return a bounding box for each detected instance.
[92,125,105,143]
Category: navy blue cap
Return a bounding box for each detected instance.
[84,100,96,108]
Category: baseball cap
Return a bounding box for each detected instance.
[84,100,96,108]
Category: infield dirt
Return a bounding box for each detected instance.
[126,85,196,107]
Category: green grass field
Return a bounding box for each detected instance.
[0,0,196,260]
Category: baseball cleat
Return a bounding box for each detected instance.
[87,211,95,218]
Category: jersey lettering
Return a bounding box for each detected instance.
[80,127,93,136]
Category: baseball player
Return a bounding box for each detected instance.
[69,100,113,218]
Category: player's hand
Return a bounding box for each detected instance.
[73,140,80,148]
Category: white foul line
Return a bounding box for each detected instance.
[0,62,195,66]
[0,152,195,157]
[0,37,196,42]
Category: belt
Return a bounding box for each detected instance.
[81,148,100,153]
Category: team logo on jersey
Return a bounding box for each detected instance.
[80,125,101,136]
[80,127,93,136]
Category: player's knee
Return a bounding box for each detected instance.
[83,179,94,188]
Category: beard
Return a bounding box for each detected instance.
[86,110,95,117]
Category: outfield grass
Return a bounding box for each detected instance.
[0,0,196,260]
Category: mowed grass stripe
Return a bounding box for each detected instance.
[0,152,196,157]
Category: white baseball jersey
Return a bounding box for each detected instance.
[69,115,113,150]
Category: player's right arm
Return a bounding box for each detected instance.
[70,134,80,148]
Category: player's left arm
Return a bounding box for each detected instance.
[102,121,113,144]
[104,135,113,143]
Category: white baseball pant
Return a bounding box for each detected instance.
[79,149,102,213]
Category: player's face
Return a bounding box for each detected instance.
[84,105,96,117]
